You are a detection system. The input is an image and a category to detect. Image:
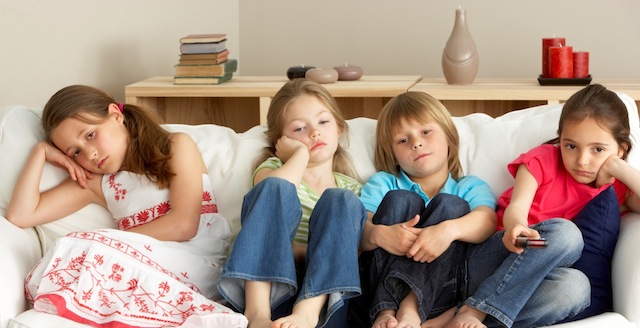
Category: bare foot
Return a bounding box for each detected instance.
[272,313,316,328]
[396,304,421,328]
[421,307,456,328]
[444,305,487,328]
[245,280,274,328]
[372,310,399,328]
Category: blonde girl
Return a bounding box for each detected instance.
[355,92,497,328]
[219,78,367,328]
[7,85,246,327]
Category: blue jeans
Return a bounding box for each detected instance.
[357,190,470,323]
[465,219,590,328]
[218,177,367,327]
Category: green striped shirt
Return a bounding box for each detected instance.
[254,157,362,246]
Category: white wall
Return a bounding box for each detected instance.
[239,0,640,79]
[0,1,240,108]
[1,1,638,109]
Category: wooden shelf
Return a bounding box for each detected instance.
[125,75,422,132]
[125,76,640,131]
[410,78,640,117]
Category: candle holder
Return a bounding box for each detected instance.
[537,75,592,86]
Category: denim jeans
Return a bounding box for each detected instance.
[465,218,590,328]
[357,190,470,323]
[218,177,367,327]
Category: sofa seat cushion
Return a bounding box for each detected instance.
[9,309,90,328]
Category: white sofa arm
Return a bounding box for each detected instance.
[612,211,640,325]
[0,217,41,328]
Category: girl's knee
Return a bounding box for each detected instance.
[315,189,366,229]
[320,188,361,208]
[257,176,294,190]
[541,219,584,256]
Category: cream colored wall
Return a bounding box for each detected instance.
[0,1,240,108]
[1,1,638,109]
[239,0,640,80]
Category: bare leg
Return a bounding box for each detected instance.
[245,280,274,328]
[272,294,326,328]
[372,309,399,328]
[421,307,456,328]
[396,292,421,328]
[444,305,487,328]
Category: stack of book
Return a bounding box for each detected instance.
[173,33,238,85]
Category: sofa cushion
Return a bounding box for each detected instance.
[570,186,621,320]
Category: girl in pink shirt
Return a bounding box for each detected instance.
[446,84,640,328]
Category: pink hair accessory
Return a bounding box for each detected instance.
[117,102,124,112]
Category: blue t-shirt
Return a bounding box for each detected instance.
[360,170,497,214]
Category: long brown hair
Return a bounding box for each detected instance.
[547,83,632,160]
[42,85,174,188]
[256,78,360,181]
[375,91,463,179]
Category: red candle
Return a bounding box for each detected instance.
[573,51,590,78]
[542,37,565,77]
[549,45,573,78]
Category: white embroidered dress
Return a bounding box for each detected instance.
[25,172,247,327]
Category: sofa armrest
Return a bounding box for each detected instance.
[612,211,640,325]
[0,217,41,328]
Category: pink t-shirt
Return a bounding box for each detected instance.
[496,144,627,230]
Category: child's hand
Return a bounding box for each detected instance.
[502,224,540,254]
[596,155,623,187]
[377,215,420,256]
[39,142,93,188]
[275,136,307,163]
[407,221,454,263]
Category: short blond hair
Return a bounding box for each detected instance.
[375,91,463,179]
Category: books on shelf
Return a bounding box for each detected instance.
[173,73,234,85]
[179,33,226,44]
[180,49,230,61]
[175,59,238,77]
[180,41,227,55]
[179,56,229,65]
[175,33,236,85]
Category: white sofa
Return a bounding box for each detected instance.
[1,93,640,328]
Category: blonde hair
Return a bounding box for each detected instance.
[42,85,174,188]
[375,91,463,179]
[256,78,360,181]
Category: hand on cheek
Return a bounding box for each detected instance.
[595,155,621,187]
[275,136,307,162]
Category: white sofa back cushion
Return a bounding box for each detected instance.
[0,93,637,256]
